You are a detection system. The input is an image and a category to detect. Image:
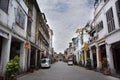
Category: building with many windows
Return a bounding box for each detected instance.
[0,0,53,77]
[87,0,120,75]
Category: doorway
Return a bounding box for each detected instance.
[91,46,97,69]
[112,42,120,74]
[30,46,36,69]
[100,44,107,70]
[10,38,21,59]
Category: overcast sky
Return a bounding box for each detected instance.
[37,0,95,53]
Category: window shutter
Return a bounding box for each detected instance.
[115,1,120,27]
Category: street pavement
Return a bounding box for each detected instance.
[17,61,120,80]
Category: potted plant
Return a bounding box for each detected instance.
[6,56,19,80]
[78,60,82,66]
[102,58,110,75]
[86,58,91,69]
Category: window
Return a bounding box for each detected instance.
[104,0,107,3]
[0,0,9,13]
[97,21,103,32]
[115,0,120,27]
[106,8,115,33]
[15,7,25,29]
[27,17,32,36]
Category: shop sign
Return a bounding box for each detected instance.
[25,41,30,49]
[84,43,89,51]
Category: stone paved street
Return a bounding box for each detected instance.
[17,62,120,80]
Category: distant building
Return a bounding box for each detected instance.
[58,53,64,61]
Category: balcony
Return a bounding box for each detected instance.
[39,27,49,44]
[94,0,109,19]
[89,35,99,44]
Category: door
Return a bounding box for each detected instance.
[112,42,120,74]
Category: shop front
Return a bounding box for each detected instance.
[99,44,107,71]
[0,29,11,76]
[111,41,120,74]
[30,46,36,69]
[91,46,97,69]
[10,38,21,60]
[10,37,26,73]
[36,50,41,69]
[28,42,41,71]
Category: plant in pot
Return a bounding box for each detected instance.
[102,58,110,75]
[78,60,82,66]
[86,58,91,69]
[6,56,20,80]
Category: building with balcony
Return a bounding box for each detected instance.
[88,0,120,75]
[48,28,53,61]
[72,37,80,64]
[0,0,28,76]
[0,0,53,77]
[23,0,43,71]
[36,12,50,58]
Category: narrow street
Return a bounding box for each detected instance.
[17,62,119,80]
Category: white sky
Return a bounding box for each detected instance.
[37,0,95,53]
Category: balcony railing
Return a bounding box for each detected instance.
[89,35,99,44]
[39,27,49,44]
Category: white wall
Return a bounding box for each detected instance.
[93,0,120,73]
[94,0,119,40]
[0,0,28,38]
[30,5,37,43]
[1,35,11,76]
[12,1,28,38]
[0,0,28,75]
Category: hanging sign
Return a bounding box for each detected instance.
[25,41,30,49]
[84,43,89,51]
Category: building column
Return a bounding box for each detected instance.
[81,51,84,65]
[84,50,87,66]
[89,48,94,68]
[35,49,38,69]
[1,35,12,76]
[24,48,28,72]
[77,51,79,64]
[20,42,26,73]
[96,46,102,71]
[78,51,80,63]
[106,44,116,74]
[26,47,31,70]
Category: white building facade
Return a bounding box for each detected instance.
[0,0,53,77]
[88,0,120,75]
[0,0,28,76]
